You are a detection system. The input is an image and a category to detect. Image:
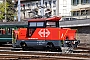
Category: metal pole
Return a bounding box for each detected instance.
[41,0,44,17]
[18,0,21,22]
[56,0,59,16]
[5,0,6,22]
[51,0,53,15]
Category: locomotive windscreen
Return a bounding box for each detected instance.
[28,22,45,27]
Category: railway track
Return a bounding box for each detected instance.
[0,44,12,51]
[0,50,89,60]
[0,55,88,60]
[0,43,90,60]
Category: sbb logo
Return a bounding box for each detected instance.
[38,29,50,37]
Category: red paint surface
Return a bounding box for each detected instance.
[15,28,76,41]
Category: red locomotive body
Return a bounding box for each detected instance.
[14,28,76,41]
[12,16,80,52]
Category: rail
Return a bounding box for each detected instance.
[0,43,90,60]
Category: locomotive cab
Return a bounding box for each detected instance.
[27,17,59,37]
[25,16,61,51]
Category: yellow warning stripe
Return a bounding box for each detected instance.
[59,31,60,39]
[62,29,69,40]
[59,29,69,40]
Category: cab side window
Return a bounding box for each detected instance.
[28,28,35,37]
[46,21,56,27]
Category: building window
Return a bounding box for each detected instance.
[81,0,86,4]
[77,11,80,16]
[73,0,79,5]
[53,10,56,15]
[81,0,90,4]
[81,10,86,15]
[49,1,51,8]
[53,1,56,7]
[36,3,38,7]
[87,10,90,15]
[72,10,90,16]
[28,4,30,7]
[31,3,34,6]
[88,0,90,3]
[72,11,77,16]
[45,2,47,7]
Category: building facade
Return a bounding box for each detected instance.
[58,0,72,16]
[5,0,90,20]
[15,0,73,20]
[71,0,90,19]
[16,0,57,19]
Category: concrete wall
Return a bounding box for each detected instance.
[72,26,90,44]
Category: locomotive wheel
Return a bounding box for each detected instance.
[56,48,62,52]
[46,42,55,51]
[20,42,29,51]
[21,42,27,47]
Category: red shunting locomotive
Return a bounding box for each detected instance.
[12,16,80,52]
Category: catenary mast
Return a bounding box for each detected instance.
[18,0,21,22]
